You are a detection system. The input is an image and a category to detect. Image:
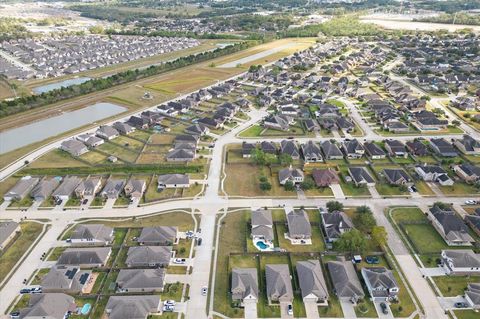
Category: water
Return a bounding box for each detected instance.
[0,102,126,154]
[33,77,92,94]
[81,303,91,315]
[255,241,268,250]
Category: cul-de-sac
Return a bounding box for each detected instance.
[0,1,480,319]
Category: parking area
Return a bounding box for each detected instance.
[243,300,258,319]
[374,301,394,319]
[279,301,293,319]
[304,300,320,319]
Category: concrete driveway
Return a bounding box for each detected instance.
[339,300,357,318]
[420,267,446,277]
[330,183,345,199]
[373,301,394,319]
[439,296,469,310]
[368,185,381,199]
[279,301,293,319]
[243,299,258,319]
[304,300,320,319]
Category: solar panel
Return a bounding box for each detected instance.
[68,268,78,280]
[79,273,89,285]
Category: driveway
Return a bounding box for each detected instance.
[420,267,446,277]
[330,183,345,199]
[304,300,320,319]
[339,300,357,318]
[243,299,258,319]
[439,296,469,310]
[368,185,381,199]
[279,301,293,319]
[104,198,116,209]
[373,301,394,319]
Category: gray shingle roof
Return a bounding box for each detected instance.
[231,268,259,301]
[41,266,91,292]
[287,210,311,238]
[57,247,111,266]
[296,260,329,300]
[70,224,113,243]
[105,295,160,319]
[137,226,177,245]
[116,268,165,291]
[126,246,172,267]
[327,257,364,299]
[265,264,293,302]
[20,293,75,319]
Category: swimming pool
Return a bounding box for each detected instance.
[256,241,268,250]
[81,303,91,315]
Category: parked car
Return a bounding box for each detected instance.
[201,286,208,296]
[465,200,477,205]
[380,302,388,314]
[197,238,202,246]
[82,199,88,205]
[287,304,293,316]
[454,302,468,308]
[365,256,379,264]
[173,258,186,264]
[10,311,20,319]
[162,305,174,312]
[164,300,176,306]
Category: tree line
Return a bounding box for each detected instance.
[0,41,255,118]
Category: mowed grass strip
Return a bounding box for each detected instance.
[0,222,43,281]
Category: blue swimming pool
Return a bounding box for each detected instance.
[81,303,91,315]
[255,241,268,250]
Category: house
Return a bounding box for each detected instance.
[18,293,76,319]
[429,206,474,246]
[69,224,114,246]
[384,120,409,133]
[260,141,277,154]
[465,283,480,309]
[287,210,311,239]
[383,168,412,185]
[327,256,364,302]
[265,264,293,304]
[100,178,125,199]
[302,141,323,162]
[251,209,274,243]
[105,295,161,319]
[348,167,375,186]
[60,139,88,156]
[406,141,429,157]
[430,138,458,157]
[30,177,60,201]
[52,176,82,201]
[126,116,149,129]
[454,135,480,155]
[166,147,195,162]
[342,140,364,159]
[465,214,480,237]
[361,267,399,301]
[364,142,386,159]
[41,266,91,293]
[185,123,209,136]
[0,221,20,250]
[3,176,39,201]
[453,164,480,184]
[157,174,190,189]
[321,141,344,160]
[113,122,135,135]
[415,165,453,185]
[384,140,407,157]
[126,246,172,268]
[311,169,340,187]
[263,115,290,131]
[75,177,102,200]
[96,125,119,140]
[231,268,259,305]
[78,134,104,148]
[56,247,112,268]
[116,268,165,293]
[242,142,256,158]
[124,178,146,199]
[321,211,354,243]
[440,250,480,275]
[296,260,329,304]
[280,140,300,159]
[137,226,177,246]
[304,118,319,132]
[336,117,354,133]
[278,166,304,185]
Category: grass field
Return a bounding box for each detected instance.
[28,149,87,168]
[432,276,476,297]
[0,222,43,282]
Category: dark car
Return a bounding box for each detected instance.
[454,302,468,308]
[366,256,380,264]
[380,302,388,314]
[82,199,88,205]
[197,238,202,246]
[20,288,30,294]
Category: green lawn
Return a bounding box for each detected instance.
[275,223,325,252]
[402,224,449,254]
[439,183,480,196]
[339,181,371,197]
[454,310,480,319]
[0,222,43,281]
[238,125,264,137]
[375,183,409,196]
[354,298,377,318]
[432,276,477,297]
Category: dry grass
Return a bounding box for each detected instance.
[28,149,87,168]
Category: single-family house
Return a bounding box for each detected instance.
[231,268,259,306]
[348,167,375,187]
[30,177,59,201]
[454,135,480,155]
[280,140,300,160]
[69,224,114,246]
[302,141,323,162]
[383,168,412,185]
[116,268,165,293]
[415,165,453,185]
[430,138,458,157]
[125,246,172,268]
[361,267,399,301]
[265,264,293,304]
[137,226,177,246]
[124,178,146,199]
[105,295,161,319]
[311,169,340,187]
[429,206,474,246]
[0,221,20,251]
[384,140,407,158]
[100,178,125,199]
[278,166,304,185]
[60,139,88,156]
[3,176,39,201]
[364,142,386,159]
[465,283,480,309]
[75,176,102,200]
[287,210,311,240]
[321,211,354,243]
[321,141,344,160]
[342,140,364,159]
[56,247,111,268]
[441,250,480,275]
[96,125,119,140]
[157,174,190,189]
[52,176,82,201]
[453,164,480,184]
[41,266,91,294]
[406,141,429,157]
[112,122,135,135]
[251,209,274,243]
[18,293,76,319]
[297,260,329,304]
[327,257,364,302]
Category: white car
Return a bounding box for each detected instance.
[287,304,293,316]
[164,300,176,306]
[162,305,174,312]
[465,200,477,205]
[201,286,208,296]
[173,258,186,264]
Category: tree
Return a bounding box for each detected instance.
[333,229,368,254]
[278,153,293,165]
[264,153,278,166]
[284,180,295,191]
[300,179,314,190]
[259,176,272,191]
[326,201,344,213]
[353,211,376,233]
[355,205,372,215]
[451,119,461,127]
[250,149,266,165]
[371,226,388,247]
